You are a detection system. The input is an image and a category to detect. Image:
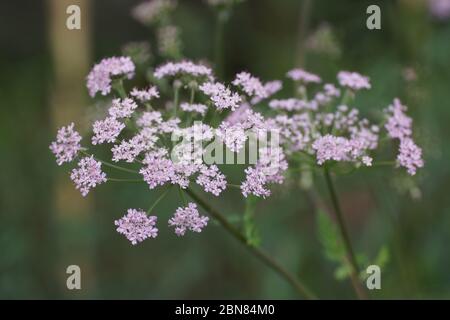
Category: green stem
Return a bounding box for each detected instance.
[323,167,368,299]
[80,150,139,175]
[108,178,143,183]
[147,186,172,214]
[185,188,317,300]
[173,83,180,117]
[214,10,228,79]
[112,79,127,99]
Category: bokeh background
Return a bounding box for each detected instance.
[0,0,449,299]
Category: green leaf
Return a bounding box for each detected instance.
[375,245,390,269]
[316,210,345,262]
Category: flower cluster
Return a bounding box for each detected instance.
[115,209,158,245]
[70,156,107,197]
[86,56,135,97]
[49,123,82,165]
[384,99,424,175]
[168,203,209,236]
[50,54,424,245]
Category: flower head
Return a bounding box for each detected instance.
[232,71,267,99]
[92,117,125,145]
[154,60,213,81]
[131,0,176,26]
[384,98,413,140]
[168,202,209,236]
[49,123,82,165]
[86,56,135,97]
[70,156,107,197]
[196,165,227,196]
[115,209,158,245]
[286,68,321,83]
[108,98,138,119]
[130,86,160,102]
[180,102,208,115]
[199,82,241,111]
[337,71,371,91]
[397,138,424,175]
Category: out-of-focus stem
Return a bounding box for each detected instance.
[214,10,228,79]
[185,188,317,300]
[323,167,368,299]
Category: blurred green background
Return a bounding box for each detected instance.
[0,0,449,299]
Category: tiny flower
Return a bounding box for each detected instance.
[130,86,160,102]
[337,71,371,91]
[384,98,413,141]
[199,82,241,111]
[70,156,107,197]
[49,123,82,165]
[92,117,125,145]
[251,80,282,104]
[269,98,311,111]
[115,209,158,245]
[154,60,213,80]
[196,165,227,196]
[168,202,209,236]
[397,138,424,175]
[108,98,138,119]
[137,111,163,127]
[131,0,176,26]
[232,71,267,99]
[180,102,208,115]
[86,56,135,97]
[312,135,352,165]
[286,68,321,83]
[140,149,174,189]
[241,166,271,198]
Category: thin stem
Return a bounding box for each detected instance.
[108,178,143,183]
[80,150,139,175]
[185,188,317,300]
[147,186,172,214]
[189,86,196,104]
[323,167,368,299]
[178,187,188,205]
[372,161,396,167]
[173,83,180,117]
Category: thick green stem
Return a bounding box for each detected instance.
[112,79,127,99]
[323,167,368,299]
[185,188,317,300]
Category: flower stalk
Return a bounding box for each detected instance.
[185,187,317,300]
[323,166,368,299]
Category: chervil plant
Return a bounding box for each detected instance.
[49,0,424,300]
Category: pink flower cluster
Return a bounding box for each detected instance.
[86,56,135,97]
[287,68,321,83]
[199,82,241,110]
[50,57,425,245]
[168,203,209,236]
[49,123,82,165]
[337,71,371,91]
[154,61,213,80]
[70,156,107,197]
[115,209,158,245]
[384,98,424,175]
